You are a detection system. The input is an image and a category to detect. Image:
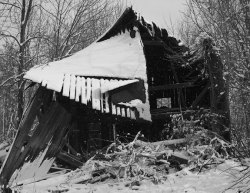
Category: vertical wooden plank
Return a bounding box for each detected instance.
[126,108,131,118]
[70,75,76,100]
[104,79,110,113]
[75,76,81,102]
[63,74,71,97]
[110,79,116,115]
[111,100,116,115]
[121,107,126,117]
[100,79,105,113]
[86,78,92,103]
[105,92,110,113]
[116,106,121,116]
[92,79,101,111]
[81,77,87,105]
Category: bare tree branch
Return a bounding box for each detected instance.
[0,32,20,46]
[0,1,21,9]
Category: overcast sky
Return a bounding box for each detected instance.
[124,0,186,35]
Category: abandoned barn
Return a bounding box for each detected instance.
[0,7,229,187]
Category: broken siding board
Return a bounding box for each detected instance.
[114,79,123,116]
[75,76,81,102]
[92,78,101,111]
[86,78,92,103]
[127,108,131,118]
[104,79,111,113]
[121,107,126,117]
[110,80,117,115]
[70,75,76,100]
[9,103,61,183]
[116,106,121,116]
[63,74,71,97]
[100,79,105,113]
[0,87,51,186]
[104,92,110,113]
[10,147,55,186]
[81,77,87,105]
[111,102,116,115]
[9,102,71,186]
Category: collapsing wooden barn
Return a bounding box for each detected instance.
[0,7,229,187]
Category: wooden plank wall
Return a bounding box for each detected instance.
[0,87,72,187]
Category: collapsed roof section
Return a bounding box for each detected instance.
[24,8,151,121]
[24,7,188,122]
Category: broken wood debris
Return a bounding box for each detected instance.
[134,138,187,147]
[7,129,234,193]
[57,151,83,168]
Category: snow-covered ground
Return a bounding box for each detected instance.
[13,159,248,193]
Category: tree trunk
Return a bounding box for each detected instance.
[17,0,33,127]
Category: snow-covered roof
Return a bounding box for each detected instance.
[24,8,151,121]
[24,29,147,92]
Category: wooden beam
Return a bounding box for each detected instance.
[151,108,210,120]
[57,151,83,168]
[149,82,194,91]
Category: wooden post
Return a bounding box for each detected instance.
[170,62,186,109]
[113,123,117,146]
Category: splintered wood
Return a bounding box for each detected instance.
[0,88,72,188]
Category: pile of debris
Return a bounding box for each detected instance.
[17,127,234,193]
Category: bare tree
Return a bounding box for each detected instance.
[0,0,123,141]
[0,0,36,127]
[39,0,123,61]
[182,0,250,148]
